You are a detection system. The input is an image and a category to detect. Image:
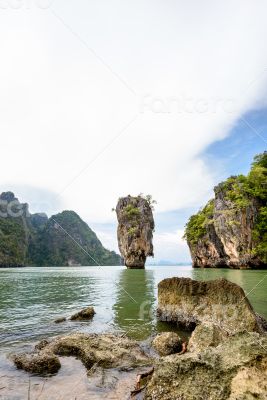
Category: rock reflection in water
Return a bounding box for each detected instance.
[113,269,155,340]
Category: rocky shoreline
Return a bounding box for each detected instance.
[6,277,267,400]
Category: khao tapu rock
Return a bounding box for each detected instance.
[184,152,267,269]
[157,277,266,334]
[116,195,155,268]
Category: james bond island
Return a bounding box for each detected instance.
[184,152,267,269]
[0,154,267,399]
[116,195,155,269]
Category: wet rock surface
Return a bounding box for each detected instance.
[116,195,154,268]
[54,317,66,323]
[14,351,61,375]
[70,306,95,321]
[145,332,267,400]
[157,277,265,333]
[152,332,182,356]
[188,323,227,352]
[13,333,152,375]
[146,276,267,399]
[2,355,150,400]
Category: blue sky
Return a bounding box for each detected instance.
[204,108,267,179]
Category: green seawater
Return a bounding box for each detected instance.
[0,265,266,354]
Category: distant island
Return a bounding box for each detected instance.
[185,152,267,269]
[147,261,191,266]
[0,192,121,267]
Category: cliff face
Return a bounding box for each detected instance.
[116,195,154,268]
[0,192,30,267]
[188,192,262,268]
[0,192,121,267]
[31,210,122,267]
[185,152,267,269]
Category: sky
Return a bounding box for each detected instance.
[0,0,267,263]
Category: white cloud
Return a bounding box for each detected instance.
[0,0,267,257]
[153,229,190,263]
[93,225,190,263]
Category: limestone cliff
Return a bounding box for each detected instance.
[0,192,121,267]
[185,152,267,269]
[116,195,154,268]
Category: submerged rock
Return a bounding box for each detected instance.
[152,332,182,356]
[54,317,66,323]
[116,195,154,268]
[35,339,50,351]
[157,277,265,334]
[70,306,95,321]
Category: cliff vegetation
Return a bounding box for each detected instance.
[184,152,267,268]
[0,192,121,267]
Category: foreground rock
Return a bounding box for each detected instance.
[14,333,151,374]
[14,351,61,374]
[157,277,265,333]
[148,276,267,399]
[145,332,267,400]
[152,332,182,356]
[70,306,95,321]
[188,323,227,352]
[116,195,154,268]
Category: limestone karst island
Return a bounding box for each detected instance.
[185,152,267,269]
[1,2,267,398]
[0,152,267,399]
[116,195,155,269]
